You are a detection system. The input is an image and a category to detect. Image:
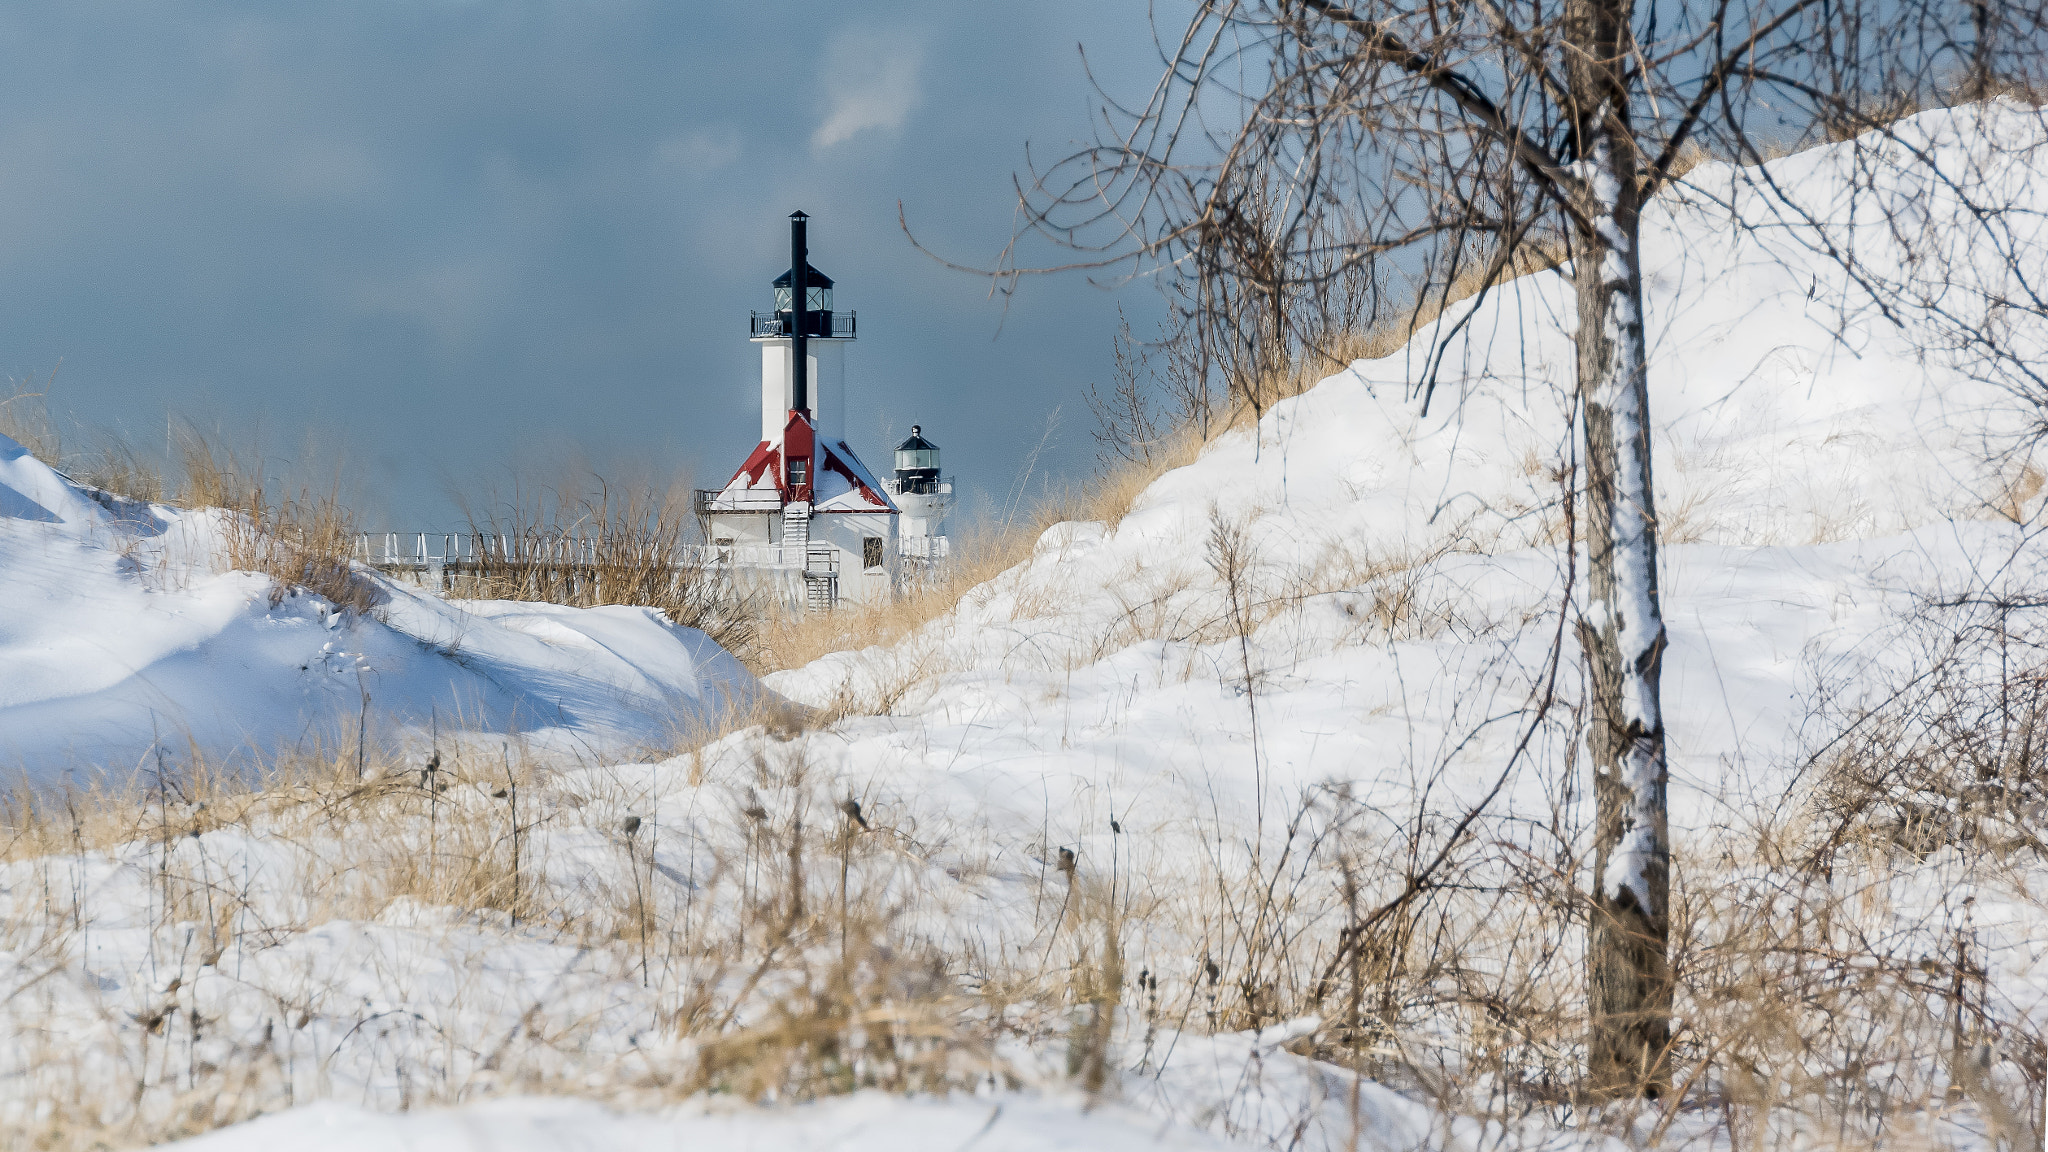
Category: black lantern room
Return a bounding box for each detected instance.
[773,264,835,337]
[894,425,941,494]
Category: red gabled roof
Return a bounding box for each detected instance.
[722,439,783,495]
[814,439,894,513]
[712,411,897,514]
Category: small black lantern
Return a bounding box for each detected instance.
[893,425,941,494]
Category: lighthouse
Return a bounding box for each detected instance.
[890,425,952,571]
[697,212,902,610]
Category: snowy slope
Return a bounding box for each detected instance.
[766,100,2048,839]
[0,435,761,781]
[747,99,2048,1097]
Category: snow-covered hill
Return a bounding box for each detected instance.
[0,435,760,780]
[765,100,2048,859]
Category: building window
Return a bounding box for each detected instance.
[863,536,884,570]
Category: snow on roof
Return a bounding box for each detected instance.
[815,438,896,513]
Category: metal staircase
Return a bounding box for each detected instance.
[782,501,838,611]
[782,500,810,555]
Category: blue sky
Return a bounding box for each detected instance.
[0,3,1170,527]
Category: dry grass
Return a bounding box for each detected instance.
[1,379,171,504]
[1991,462,2046,523]
[1,575,2043,1149]
[455,472,758,658]
[750,494,1072,676]
[0,379,61,466]
[174,430,379,614]
[0,721,1059,1149]
[2,385,369,612]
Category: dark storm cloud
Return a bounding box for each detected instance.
[0,2,1166,526]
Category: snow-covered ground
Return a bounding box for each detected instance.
[2,103,2046,1149]
[0,437,760,781]
[763,96,2048,963]
[160,1024,1555,1152]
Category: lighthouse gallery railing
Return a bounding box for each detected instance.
[748,311,856,338]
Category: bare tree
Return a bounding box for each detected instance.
[1086,308,1166,467]
[984,0,2046,1100]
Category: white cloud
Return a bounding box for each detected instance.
[811,28,924,149]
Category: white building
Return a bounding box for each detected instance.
[699,212,944,610]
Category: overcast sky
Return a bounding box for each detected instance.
[0,3,1171,529]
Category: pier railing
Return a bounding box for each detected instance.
[354,532,646,570]
[354,531,944,584]
[354,533,825,575]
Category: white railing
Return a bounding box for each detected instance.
[356,532,465,567]
[686,543,808,570]
[355,533,692,569]
[696,487,784,514]
[357,532,946,575]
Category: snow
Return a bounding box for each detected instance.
[0,441,762,781]
[161,1095,1239,1152]
[764,102,2048,832]
[157,1019,1630,1152]
[6,102,2048,1148]
[134,1015,1616,1152]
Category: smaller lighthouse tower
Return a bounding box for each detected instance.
[887,425,952,570]
[699,212,899,610]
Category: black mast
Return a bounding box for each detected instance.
[790,210,809,414]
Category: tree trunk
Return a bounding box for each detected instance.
[1567,0,1674,1101]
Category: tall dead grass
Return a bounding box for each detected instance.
[174,429,379,614]
[0,716,1056,1149]
[0,383,371,611]
[0,378,168,502]
[456,473,758,658]
[0,379,60,466]
[1,565,2043,1149]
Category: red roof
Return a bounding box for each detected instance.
[713,411,895,514]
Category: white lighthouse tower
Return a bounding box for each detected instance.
[887,425,952,573]
[698,212,899,610]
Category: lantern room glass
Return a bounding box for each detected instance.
[773,285,833,313]
[895,446,938,472]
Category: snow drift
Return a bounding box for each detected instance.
[0,435,761,782]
